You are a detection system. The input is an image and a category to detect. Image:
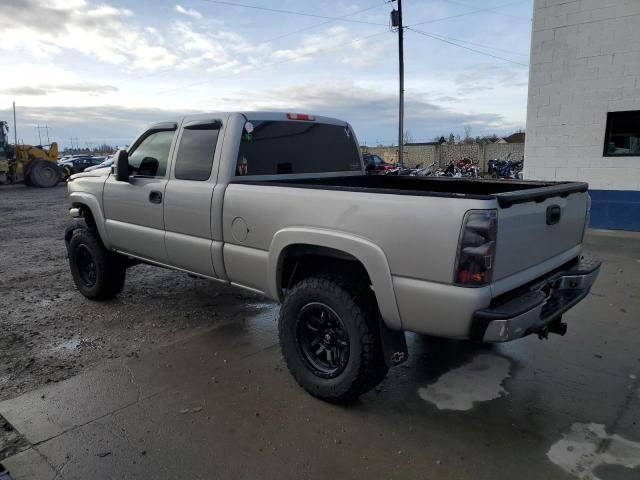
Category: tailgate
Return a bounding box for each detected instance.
[492,183,589,281]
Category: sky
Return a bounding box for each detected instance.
[0,0,533,149]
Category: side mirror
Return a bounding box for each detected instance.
[115,150,129,182]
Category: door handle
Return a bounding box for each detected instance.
[149,191,163,204]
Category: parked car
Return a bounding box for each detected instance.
[64,112,600,403]
[84,156,114,172]
[58,156,106,179]
[363,153,396,174]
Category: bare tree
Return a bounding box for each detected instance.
[403,130,414,145]
[462,126,474,145]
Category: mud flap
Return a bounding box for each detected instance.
[64,223,82,252]
[378,320,408,367]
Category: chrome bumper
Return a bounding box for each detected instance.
[471,257,601,343]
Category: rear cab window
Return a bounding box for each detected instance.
[174,123,220,181]
[236,121,361,177]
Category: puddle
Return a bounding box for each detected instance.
[418,353,511,411]
[547,423,640,480]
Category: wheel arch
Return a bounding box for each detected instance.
[268,227,402,330]
[69,191,111,249]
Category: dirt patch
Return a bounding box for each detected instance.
[0,184,275,460]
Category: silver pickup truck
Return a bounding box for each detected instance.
[65,112,600,402]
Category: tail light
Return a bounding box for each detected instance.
[287,113,315,121]
[454,210,497,286]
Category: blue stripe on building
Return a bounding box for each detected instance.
[589,189,640,231]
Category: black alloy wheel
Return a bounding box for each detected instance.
[296,302,350,378]
[75,244,97,288]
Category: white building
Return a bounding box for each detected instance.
[525,0,640,230]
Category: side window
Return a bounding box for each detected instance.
[128,130,175,178]
[174,128,219,181]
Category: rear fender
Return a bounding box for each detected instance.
[268,227,402,331]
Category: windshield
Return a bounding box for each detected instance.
[237,121,361,176]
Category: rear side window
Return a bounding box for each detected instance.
[236,121,361,176]
[175,128,219,181]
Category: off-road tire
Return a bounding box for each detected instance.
[279,275,388,403]
[29,160,61,188]
[68,227,126,300]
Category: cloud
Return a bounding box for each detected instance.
[0,81,516,148]
[2,83,118,96]
[0,0,388,80]
[174,4,203,19]
[273,26,352,62]
[201,82,509,142]
[0,0,176,70]
[455,63,529,95]
[0,105,198,146]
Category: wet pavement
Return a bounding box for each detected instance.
[1,229,639,480]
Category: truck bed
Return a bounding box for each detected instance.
[235,175,588,207]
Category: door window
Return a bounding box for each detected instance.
[128,130,175,177]
[174,128,219,181]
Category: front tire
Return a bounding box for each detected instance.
[68,227,126,300]
[279,275,387,403]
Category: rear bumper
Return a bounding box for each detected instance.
[470,257,601,342]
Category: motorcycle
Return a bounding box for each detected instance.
[488,159,523,179]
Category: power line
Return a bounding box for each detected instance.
[118,1,387,86]
[198,0,388,27]
[256,2,387,44]
[407,27,528,66]
[415,30,529,58]
[435,0,529,21]
[408,0,529,27]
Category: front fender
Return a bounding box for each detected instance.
[268,227,402,330]
[68,191,111,249]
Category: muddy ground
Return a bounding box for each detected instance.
[0,184,272,459]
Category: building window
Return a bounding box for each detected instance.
[604,111,640,156]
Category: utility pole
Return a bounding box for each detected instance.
[12,102,18,147]
[35,126,42,145]
[391,0,405,167]
[43,125,51,144]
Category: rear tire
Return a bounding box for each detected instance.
[29,160,61,187]
[68,227,126,300]
[279,275,387,403]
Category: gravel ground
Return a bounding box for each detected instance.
[0,184,273,459]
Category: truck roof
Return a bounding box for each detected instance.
[147,112,349,130]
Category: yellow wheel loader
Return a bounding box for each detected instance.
[0,121,61,188]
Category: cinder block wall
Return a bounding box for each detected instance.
[365,143,524,172]
[525,0,640,190]
[485,143,525,162]
[365,145,437,168]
